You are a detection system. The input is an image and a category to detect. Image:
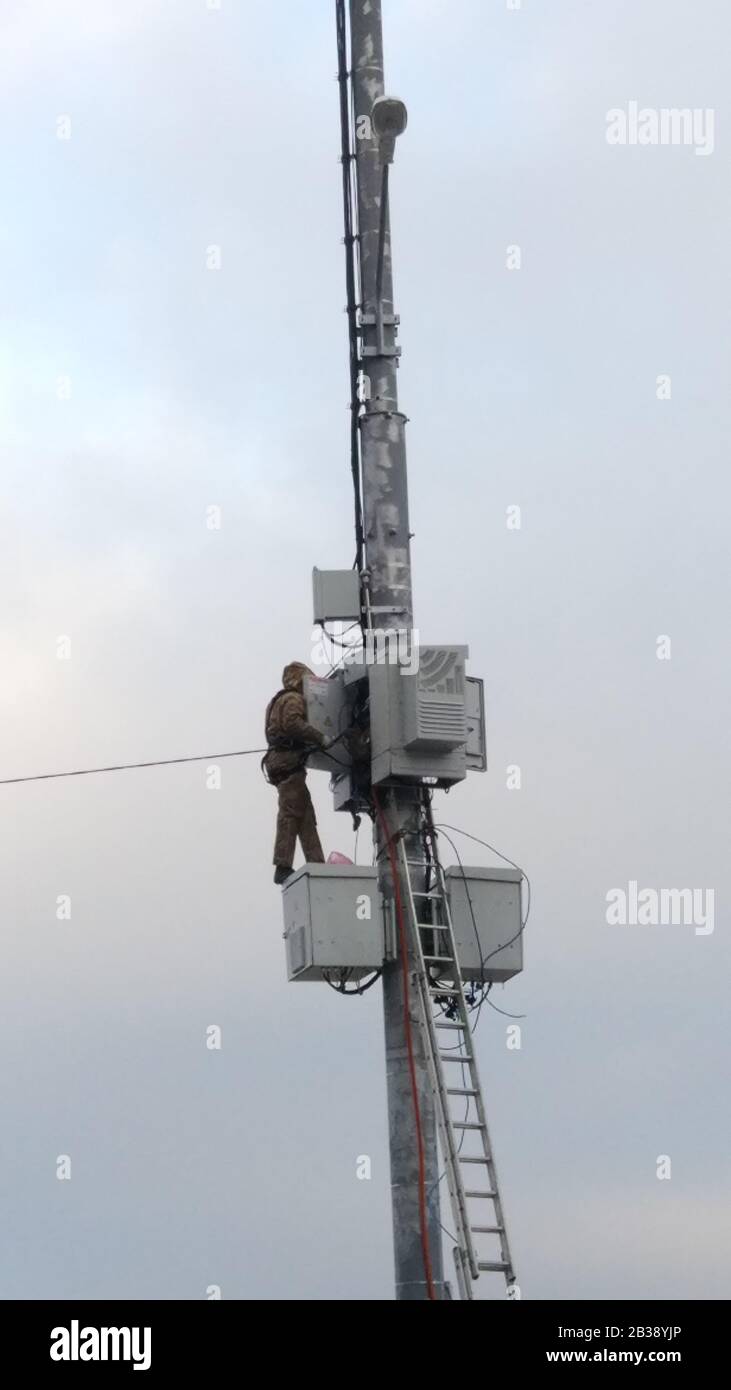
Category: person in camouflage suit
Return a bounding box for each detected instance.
[263,662,326,884]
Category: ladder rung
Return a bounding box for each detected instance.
[423,955,453,964]
[471,1225,504,1234]
[436,1022,465,1032]
[452,1121,483,1131]
[411,890,440,897]
[465,1190,497,1199]
[446,1087,477,1096]
[440,1054,473,1064]
[459,1155,488,1165]
[478,1261,510,1274]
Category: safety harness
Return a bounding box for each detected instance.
[261,689,312,786]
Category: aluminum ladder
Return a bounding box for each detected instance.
[398,826,517,1301]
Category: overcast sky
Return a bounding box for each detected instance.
[1,0,729,1300]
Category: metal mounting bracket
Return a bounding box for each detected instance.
[361,344,402,358]
[358,310,400,328]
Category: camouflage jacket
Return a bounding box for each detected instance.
[264,688,324,782]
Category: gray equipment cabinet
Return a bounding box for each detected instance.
[282,864,388,982]
[312,568,362,624]
[369,648,470,788]
[444,866,524,984]
[303,670,353,775]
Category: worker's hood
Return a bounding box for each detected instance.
[282,662,315,692]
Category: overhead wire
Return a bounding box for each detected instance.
[0,747,268,787]
[0,732,353,788]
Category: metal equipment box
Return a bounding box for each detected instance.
[444,866,523,984]
[369,656,468,788]
[282,864,386,982]
[303,670,353,775]
[312,568,362,624]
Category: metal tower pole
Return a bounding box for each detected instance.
[348,0,446,1300]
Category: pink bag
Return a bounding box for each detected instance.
[327,851,354,865]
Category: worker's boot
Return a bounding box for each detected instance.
[274,865,294,886]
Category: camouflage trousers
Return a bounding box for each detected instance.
[272,771,324,868]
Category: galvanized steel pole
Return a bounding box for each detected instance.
[348,0,446,1300]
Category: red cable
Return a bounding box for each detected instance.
[374,790,437,1302]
